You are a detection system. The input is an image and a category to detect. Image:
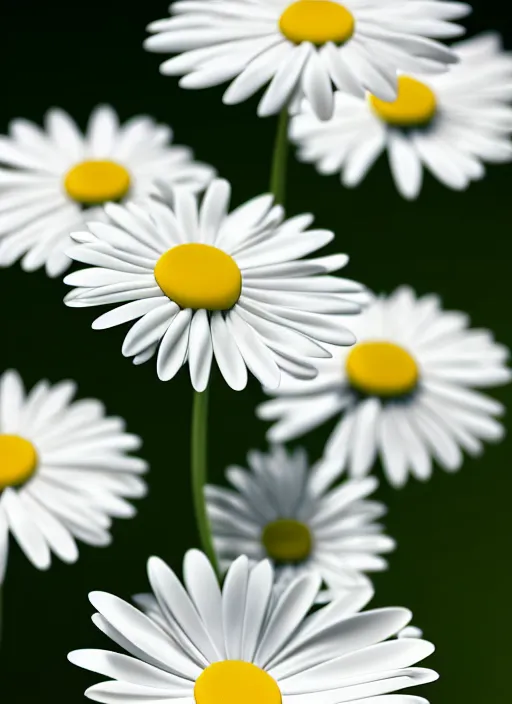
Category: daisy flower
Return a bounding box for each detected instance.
[0,105,215,277]
[143,0,470,121]
[258,286,511,487]
[205,444,395,602]
[290,32,512,198]
[0,369,147,584]
[63,178,367,391]
[68,549,438,704]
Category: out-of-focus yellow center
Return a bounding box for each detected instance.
[262,518,312,563]
[346,341,419,397]
[154,243,242,310]
[0,434,38,489]
[279,0,355,45]
[64,160,131,204]
[369,76,437,127]
[194,661,282,704]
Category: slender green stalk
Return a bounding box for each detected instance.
[0,584,3,647]
[191,388,220,579]
[269,108,290,207]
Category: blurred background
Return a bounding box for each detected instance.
[0,0,511,701]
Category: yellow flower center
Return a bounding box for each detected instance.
[369,76,437,127]
[346,341,419,397]
[0,434,38,490]
[194,661,281,704]
[154,243,242,311]
[279,0,355,46]
[262,518,312,563]
[64,160,131,205]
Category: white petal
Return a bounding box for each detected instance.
[241,560,274,661]
[0,369,25,433]
[183,550,226,658]
[147,556,219,663]
[255,573,321,668]
[87,105,119,157]
[348,399,381,478]
[93,298,166,330]
[210,312,248,390]
[388,132,423,200]
[157,309,192,381]
[0,507,10,584]
[222,555,250,660]
[68,649,192,691]
[1,488,51,570]
[188,310,213,392]
[199,179,230,244]
[18,491,78,563]
[301,51,334,121]
[227,310,281,389]
[258,43,313,117]
[89,590,202,678]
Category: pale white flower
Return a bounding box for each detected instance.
[144,0,469,121]
[0,369,147,583]
[64,178,368,391]
[69,550,438,704]
[290,32,512,198]
[0,105,214,276]
[258,286,511,487]
[206,445,395,602]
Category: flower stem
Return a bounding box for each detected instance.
[269,108,290,207]
[191,388,220,579]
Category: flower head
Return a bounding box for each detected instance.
[144,0,469,121]
[0,105,214,276]
[258,286,511,486]
[206,445,394,601]
[290,32,512,197]
[69,550,437,704]
[64,178,368,391]
[0,369,147,583]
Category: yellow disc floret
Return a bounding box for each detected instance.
[194,661,282,704]
[369,76,437,127]
[154,243,242,311]
[279,0,355,45]
[64,160,131,204]
[0,434,38,489]
[346,340,419,397]
[262,518,313,562]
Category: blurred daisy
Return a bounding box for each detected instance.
[205,445,394,602]
[0,369,147,584]
[69,549,438,704]
[258,286,511,487]
[144,0,469,121]
[64,178,367,391]
[0,105,215,277]
[290,32,512,198]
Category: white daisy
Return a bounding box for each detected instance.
[143,0,470,121]
[68,549,438,704]
[205,444,395,602]
[63,177,368,391]
[0,105,215,277]
[257,286,511,487]
[290,32,512,198]
[0,369,147,584]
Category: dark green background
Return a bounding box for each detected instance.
[1,0,511,701]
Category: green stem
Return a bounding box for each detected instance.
[191,388,220,579]
[269,108,290,207]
